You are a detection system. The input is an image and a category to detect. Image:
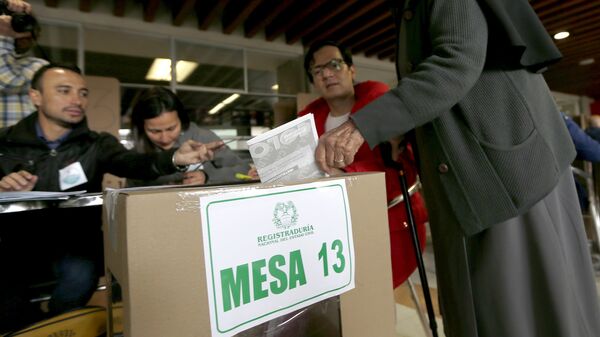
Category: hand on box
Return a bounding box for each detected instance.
[316,120,364,174]
[182,170,206,185]
[0,170,38,192]
[326,168,345,176]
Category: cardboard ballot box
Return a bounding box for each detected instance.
[103,172,396,337]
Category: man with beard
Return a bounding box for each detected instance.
[0,63,222,332]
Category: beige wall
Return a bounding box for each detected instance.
[84,75,125,189]
[85,75,120,137]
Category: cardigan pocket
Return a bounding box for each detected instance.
[480,128,558,209]
[460,68,536,149]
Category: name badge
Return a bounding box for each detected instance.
[59,162,88,191]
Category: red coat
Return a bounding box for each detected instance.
[298,81,428,288]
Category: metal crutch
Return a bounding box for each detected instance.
[388,183,431,337]
[397,162,439,337]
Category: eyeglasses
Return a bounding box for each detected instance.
[310,58,346,78]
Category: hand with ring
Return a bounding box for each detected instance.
[316,120,365,174]
[334,157,346,167]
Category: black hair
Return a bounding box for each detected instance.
[130,86,190,152]
[30,63,82,92]
[303,40,353,83]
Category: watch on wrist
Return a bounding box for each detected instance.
[172,153,189,172]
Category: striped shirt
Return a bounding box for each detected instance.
[0,36,48,128]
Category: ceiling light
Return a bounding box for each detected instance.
[145,58,198,82]
[208,103,226,115]
[222,93,240,105]
[579,58,595,66]
[271,84,279,91]
[208,94,241,115]
[553,31,570,40]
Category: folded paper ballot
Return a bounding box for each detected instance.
[247,113,324,183]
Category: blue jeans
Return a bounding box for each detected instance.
[0,254,98,333]
[48,255,99,314]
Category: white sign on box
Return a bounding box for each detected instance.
[199,179,355,337]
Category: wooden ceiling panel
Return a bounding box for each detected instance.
[142,0,160,22]
[195,0,228,30]
[264,1,327,41]
[244,0,293,38]
[302,0,388,47]
[337,10,393,46]
[113,0,126,17]
[173,0,197,26]
[222,0,261,35]
[79,0,92,12]
[346,21,394,52]
[33,0,600,99]
[284,0,358,45]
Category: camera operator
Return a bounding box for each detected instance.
[0,0,48,128]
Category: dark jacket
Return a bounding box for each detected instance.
[478,0,562,72]
[0,112,177,192]
[353,0,575,235]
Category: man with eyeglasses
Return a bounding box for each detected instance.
[313,1,600,337]
[299,40,429,291]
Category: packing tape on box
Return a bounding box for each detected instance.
[174,185,263,213]
[104,188,120,252]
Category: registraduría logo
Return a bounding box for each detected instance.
[256,201,314,247]
[273,201,299,229]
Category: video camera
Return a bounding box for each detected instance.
[0,1,39,38]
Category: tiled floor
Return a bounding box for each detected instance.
[393,227,600,337]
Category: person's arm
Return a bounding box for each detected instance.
[175,124,247,184]
[0,1,45,90]
[0,34,31,90]
[96,133,221,180]
[315,0,489,173]
[564,115,600,162]
[194,129,251,184]
[203,153,251,184]
[585,127,600,143]
[353,0,488,147]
